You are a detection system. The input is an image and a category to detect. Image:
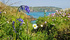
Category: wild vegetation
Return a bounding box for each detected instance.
[36,9,70,40]
[0,1,70,40]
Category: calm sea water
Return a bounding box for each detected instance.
[26,12,55,24]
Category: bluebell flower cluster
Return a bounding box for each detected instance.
[25,6,30,13]
[12,21,16,33]
[12,18,24,33]
[19,5,30,13]
[17,18,24,22]
[17,18,24,26]
[12,21,15,29]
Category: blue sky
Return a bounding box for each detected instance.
[0,0,70,9]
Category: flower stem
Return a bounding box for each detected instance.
[27,20,28,40]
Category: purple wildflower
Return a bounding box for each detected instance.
[17,18,24,26]
[25,6,30,13]
[45,21,47,23]
[12,26,14,28]
[65,19,66,21]
[12,26,15,30]
[64,13,66,15]
[25,6,29,10]
[12,21,16,33]
[68,16,70,18]
[0,12,1,13]
[68,14,70,15]
[20,5,24,10]
[51,13,55,16]
[20,22,23,26]
[19,10,20,12]
[19,5,30,13]
[17,18,24,22]
[12,21,15,29]
[56,10,58,13]
[12,21,15,25]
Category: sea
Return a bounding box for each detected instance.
[26,12,55,24]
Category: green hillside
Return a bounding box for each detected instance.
[30,7,62,12]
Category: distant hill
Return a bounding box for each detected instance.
[30,7,62,12]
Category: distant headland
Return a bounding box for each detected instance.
[29,6,62,12]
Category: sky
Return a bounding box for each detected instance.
[0,0,70,9]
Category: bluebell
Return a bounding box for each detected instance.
[12,21,15,25]
[19,5,30,13]
[17,18,24,22]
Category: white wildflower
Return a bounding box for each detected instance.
[41,25,43,27]
[7,21,9,23]
[33,24,38,29]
